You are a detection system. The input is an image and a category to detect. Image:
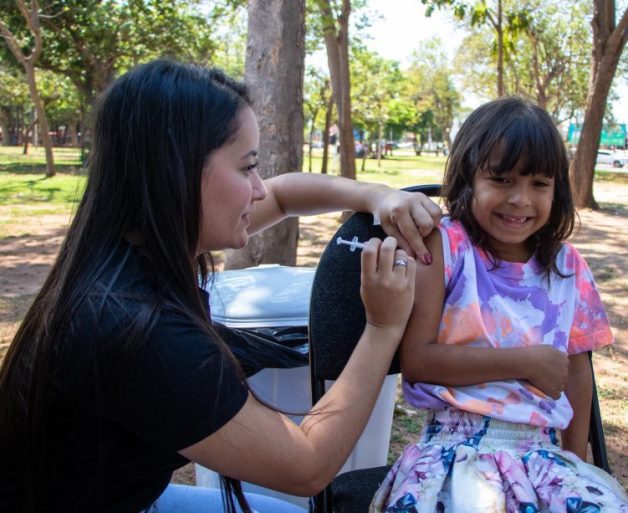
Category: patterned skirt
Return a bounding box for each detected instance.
[370,408,628,513]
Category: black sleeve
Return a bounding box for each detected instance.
[102,310,249,452]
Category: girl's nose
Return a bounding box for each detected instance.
[507,184,532,207]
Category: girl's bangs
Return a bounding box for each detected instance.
[482,113,563,179]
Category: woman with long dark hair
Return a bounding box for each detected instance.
[0,60,441,513]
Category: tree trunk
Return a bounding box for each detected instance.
[69,123,79,147]
[376,122,383,168]
[308,116,315,173]
[0,121,9,147]
[443,126,452,150]
[318,0,356,180]
[496,0,504,97]
[361,140,368,171]
[570,2,627,209]
[24,66,55,176]
[0,0,55,176]
[224,0,305,269]
[22,117,37,155]
[321,93,333,174]
[0,106,13,147]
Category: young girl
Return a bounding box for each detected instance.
[371,97,628,512]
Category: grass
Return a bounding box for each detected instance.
[0,147,85,208]
[0,147,85,238]
[0,146,445,240]
[305,148,446,188]
[0,146,84,169]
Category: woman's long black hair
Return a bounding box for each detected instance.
[443,96,575,277]
[0,60,254,513]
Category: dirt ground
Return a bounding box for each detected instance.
[0,183,626,491]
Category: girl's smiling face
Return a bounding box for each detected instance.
[471,147,555,263]
[197,106,267,254]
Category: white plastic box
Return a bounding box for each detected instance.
[195,265,397,508]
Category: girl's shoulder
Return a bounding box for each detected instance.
[554,241,590,275]
[437,217,471,255]
[436,217,474,283]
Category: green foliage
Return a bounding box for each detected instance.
[0,0,248,152]
[210,3,247,79]
[303,66,331,132]
[0,1,237,108]
[405,38,460,146]
[351,46,405,138]
[307,0,375,56]
[509,0,590,122]
[37,70,81,127]
[0,66,29,106]
[452,0,591,121]
[422,0,533,96]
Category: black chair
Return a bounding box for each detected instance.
[589,351,611,473]
[308,184,611,513]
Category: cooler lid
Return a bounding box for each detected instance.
[207,265,315,328]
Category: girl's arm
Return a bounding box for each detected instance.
[249,173,442,258]
[562,352,592,460]
[400,230,569,397]
[180,238,417,495]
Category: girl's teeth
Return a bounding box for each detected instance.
[501,214,526,223]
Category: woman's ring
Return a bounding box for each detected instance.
[393,259,408,268]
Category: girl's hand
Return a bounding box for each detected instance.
[360,237,416,340]
[368,187,442,262]
[524,345,569,400]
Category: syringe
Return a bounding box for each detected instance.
[336,236,366,252]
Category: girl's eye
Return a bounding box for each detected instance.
[489,176,509,184]
[534,180,551,187]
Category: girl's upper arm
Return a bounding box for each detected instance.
[179,393,329,497]
[399,228,445,379]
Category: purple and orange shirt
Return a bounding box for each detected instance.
[403,217,613,429]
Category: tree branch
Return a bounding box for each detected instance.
[0,19,27,66]
[484,9,498,31]
[617,6,628,44]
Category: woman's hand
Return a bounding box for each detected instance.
[360,237,417,340]
[367,186,442,263]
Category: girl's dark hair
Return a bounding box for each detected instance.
[0,60,253,512]
[443,96,575,276]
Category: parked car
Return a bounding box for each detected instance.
[596,150,627,168]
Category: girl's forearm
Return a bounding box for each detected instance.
[402,344,534,385]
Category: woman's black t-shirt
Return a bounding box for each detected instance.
[2,242,248,512]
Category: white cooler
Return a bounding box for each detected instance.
[195,265,397,508]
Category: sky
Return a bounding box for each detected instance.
[362,0,628,125]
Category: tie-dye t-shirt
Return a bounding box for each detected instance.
[403,217,613,429]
